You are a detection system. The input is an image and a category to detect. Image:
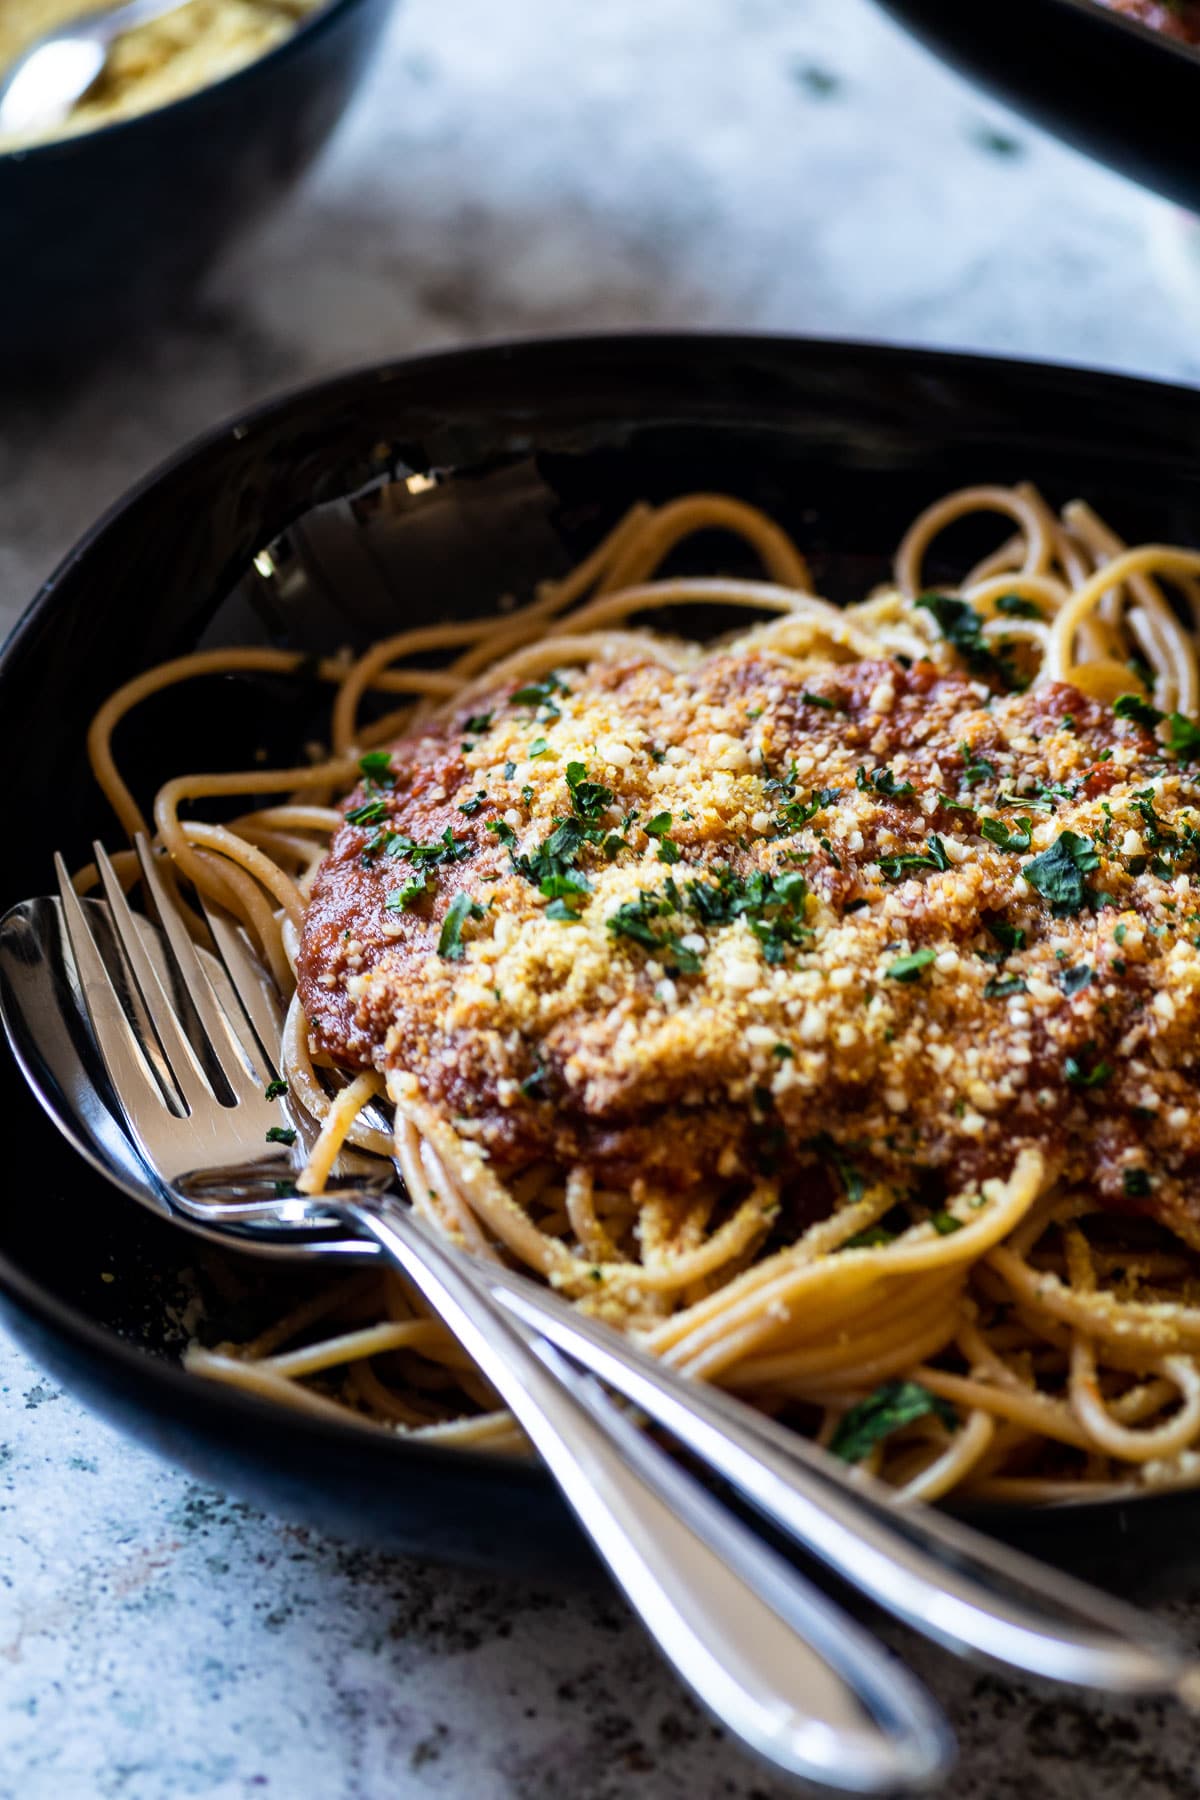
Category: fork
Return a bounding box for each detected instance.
[52,838,1200,1708]
[52,837,956,1795]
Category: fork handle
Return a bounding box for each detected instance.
[472,1256,1190,1697]
[330,1194,949,1794]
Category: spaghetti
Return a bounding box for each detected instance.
[82,483,1200,1504]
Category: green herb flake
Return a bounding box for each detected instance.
[1166,713,1200,761]
[984,974,1027,999]
[879,836,951,879]
[980,815,1033,854]
[385,875,434,911]
[437,891,484,960]
[1114,693,1164,732]
[1122,1168,1152,1198]
[1024,831,1101,916]
[1059,964,1094,996]
[842,1225,896,1250]
[565,761,614,821]
[959,740,997,787]
[345,797,390,828]
[829,1379,958,1463]
[1064,1053,1112,1090]
[265,1125,297,1146]
[358,750,394,784]
[528,736,550,758]
[917,595,1024,689]
[459,790,490,818]
[801,688,838,711]
[885,948,937,983]
[930,1210,964,1235]
[856,765,915,800]
[994,593,1042,619]
[264,1078,288,1100]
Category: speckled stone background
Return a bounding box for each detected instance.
[5,2,1200,1795]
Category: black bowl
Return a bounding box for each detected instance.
[0,0,393,366]
[874,0,1200,215]
[5,333,1200,1586]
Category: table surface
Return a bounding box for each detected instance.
[5,2,1200,1795]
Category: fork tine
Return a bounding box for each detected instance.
[125,836,263,1103]
[53,853,184,1118]
[197,891,284,1075]
[92,844,220,1114]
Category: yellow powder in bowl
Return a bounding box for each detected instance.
[0,0,322,149]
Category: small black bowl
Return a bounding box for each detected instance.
[0,0,393,367]
[5,333,1200,1585]
[874,0,1200,214]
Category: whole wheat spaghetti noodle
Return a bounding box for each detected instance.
[83,484,1200,1505]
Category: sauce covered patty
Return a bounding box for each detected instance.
[299,646,1200,1240]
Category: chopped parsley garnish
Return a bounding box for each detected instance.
[1024,830,1100,915]
[885,947,936,982]
[994,593,1041,619]
[773,1043,794,1060]
[1166,713,1200,760]
[511,673,569,721]
[1064,1052,1112,1089]
[930,1211,963,1235]
[545,898,583,922]
[917,594,1023,689]
[1114,693,1163,732]
[1122,1168,1152,1198]
[810,1132,865,1202]
[829,1380,957,1463]
[528,736,550,758]
[986,919,1026,954]
[520,1064,548,1099]
[357,750,394,785]
[879,836,951,879]
[437,891,484,960]
[984,975,1027,999]
[801,688,838,710]
[565,761,614,821]
[996,791,1056,815]
[1059,963,1094,996]
[775,787,840,833]
[959,740,996,787]
[606,890,703,974]
[386,827,472,867]
[345,796,390,828]
[842,1225,895,1250]
[459,790,490,818]
[856,765,914,800]
[265,1125,296,1146]
[264,1078,288,1100]
[645,811,682,864]
[463,711,494,734]
[685,867,812,963]
[980,815,1032,853]
[503,760,517,780]
[386,875,435,911]
[539,869,591,900]
[1107,697,1200,761]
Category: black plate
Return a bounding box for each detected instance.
[0,0,394,366]
[875,0,1200,215]
[5,334,1200,1587]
